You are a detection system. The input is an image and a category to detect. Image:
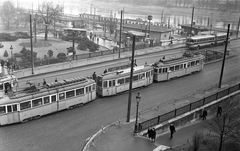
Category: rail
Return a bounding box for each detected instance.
[138,82,240,132]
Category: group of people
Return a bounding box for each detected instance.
[202,105,222,121]
[1,59,19,72]
[147,127,156,142]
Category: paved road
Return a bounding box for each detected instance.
[0,41,239,151]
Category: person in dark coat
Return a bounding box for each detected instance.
[103,69,107,74]
[92,72,97,81]
[1,59,4,67]
[147,127,152,140]
[217,106,222,117]
[170,124,176,139]
[152,128,156,142]
[55,78,58,82]
[43,79,47,85]
[202,110,208,120]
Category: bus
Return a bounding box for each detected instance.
[153,54,204,82]
[186,33,228,49]
[96,65,153,97]
[0,76,96,125]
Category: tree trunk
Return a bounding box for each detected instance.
[45,26,48,40]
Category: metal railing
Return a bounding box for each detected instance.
[138,82,240,132]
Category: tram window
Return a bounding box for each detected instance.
[180,64,183,69]
[196,60,200,65]
[20,101,31,110]
[151,70,153,75]
[51,95,57,102]
[170,66,174,72]
[92,84,96,90]
[146,72,150,77]
[139,73,145,79]
[7,106,12,113]
[44,96,50,104]
[159,68,162,73]
[103,81,108,88]
[109,81,112,87]
[0,83,3,90]
[86,87,89,93]
[66,90,75,98]
[191,61,195,66]
[76,88,84,95]
[175,65,180,70]
[125,77,130,83]
[89,86,91,91]
[12,105,17,111]
[187,62,190,67]
[112,80,115,86]
[32,98,43,107]
[59,93,65,100]
[0,106,6,114]
[97,78,103,87]
[184,64,186,68]
[133,75,138,81]
[154,68,158,73]
[118,79,124,85]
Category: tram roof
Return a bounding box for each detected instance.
[154,55,204,67]
[100,65,152,80]
[188,35,215,40]
[0,77,95,105]
[63,28,87,32]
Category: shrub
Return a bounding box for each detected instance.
[0,33,18,42]
[3,50,9,57]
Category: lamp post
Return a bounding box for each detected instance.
[126,31,145,123]
[147,15,152,38]
[10,45,13,62]
[134,92,141,133]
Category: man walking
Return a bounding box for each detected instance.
[152,128,156,142]
[170,124,176,139]
[217,106,222,117]
[202,109,208,120]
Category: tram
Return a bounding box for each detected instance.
[153,53,204,82]
[96,65,154,97]
[0,76,96,126]
[186,32,228,49]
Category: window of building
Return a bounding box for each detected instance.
[76,88,84,95]
[51,95,57,102]
[44,96,50,104]
[0,106,6,114]
[59,93,65,100]
[32,98,43,107]
[20,101,31,110]
[66,90,75,98]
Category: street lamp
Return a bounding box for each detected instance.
[10,45,13,61]
[147,15,153,38]
[126,31,145,123]
[134,92,141,133]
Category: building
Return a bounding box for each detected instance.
[117,23,171,43]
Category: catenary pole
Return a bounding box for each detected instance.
[218,24,230,88]
[30,14,34,75]
[190,7,194,37]
[118,10,123,58]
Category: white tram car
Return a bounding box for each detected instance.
[0,76,96,126]
[153,54,204,82]
[96,65,154,97]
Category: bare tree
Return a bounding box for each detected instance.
[206,94,240,151]
[0,1,15,29]
[38,1,63,40]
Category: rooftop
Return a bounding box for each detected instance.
[122,24,171,33]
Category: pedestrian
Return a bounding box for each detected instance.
[97,37,99,43]
[134,59,137,67]
[202,109,208,120]
[1,59,4,67]
[170,124,176,139]
[152,128,156,142]
[6,60,10,70]
[92,72,97,81]
[43,79,47,85]
[103,69,107,74]
[217,105,222,117]
[147,127,152,139]
[55,78,58,82]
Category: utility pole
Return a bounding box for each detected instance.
[118,10,123,58]
[236,16,240,37]
[161,10,164,24]
[34,16,37,43]
[30,14,34,75]
[190,7,194,37]
[218,24,230,88]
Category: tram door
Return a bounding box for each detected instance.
[108,80,116,95]
[86,86,92,102]
[7,105,19,124]
[146,71,151,85]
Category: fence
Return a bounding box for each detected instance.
[138,82,240,132]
